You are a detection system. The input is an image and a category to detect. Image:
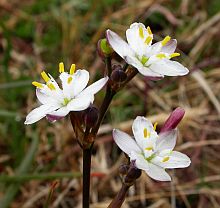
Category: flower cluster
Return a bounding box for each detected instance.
[106,22,189,78]
[25,63,108,124]
[113,114,191,181]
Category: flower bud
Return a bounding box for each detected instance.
[118,164,129,175]
[97,38,113,58]
[111,66,127,83]
[160,107,185,133]
[84,106,99,128]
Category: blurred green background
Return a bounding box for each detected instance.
[0,0,220,207]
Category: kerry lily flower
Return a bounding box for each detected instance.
[106,22,189,78]
[25,63,108,124]
[113,116,191,181]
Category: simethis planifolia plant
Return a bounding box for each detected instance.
[25,23,191,208]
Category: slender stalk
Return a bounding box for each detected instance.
[107,184,129,208]
[83,148,92,208]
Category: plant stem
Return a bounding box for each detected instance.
[107,184,130,208]
[83,148,92,208]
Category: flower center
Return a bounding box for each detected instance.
[62,98,70,106]
[145,153,156,162]
[140,55,149,65]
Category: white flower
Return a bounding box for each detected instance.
[25,63,108,124]
[106,22,189,78]
[113,116,191,181]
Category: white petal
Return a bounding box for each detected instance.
[106,29,135,59]
[130,151,149,170]
[152,151,191,169]
[36,88,57,105]
[24,104,59,125]
[132,116,158,147]
[124,56,164,78]
[149,59,189,76]
[161,39,177,54]
[60,70,89,98]
[145,163,171,181]
[67,95,94,111]
[47,107,69,117]
[113,129,141,156]
[79,77,109,97]
[155,129,177,152]
[126,22,152,56]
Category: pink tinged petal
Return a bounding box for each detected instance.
[124,56,164,78]
[132,116,158,147]
[160,107,185,133]
[106,29,135,59]
[46,107,69,122]
[112,129,142,156]
[130,151,149,170]
[79,77,109,97]
[60,70,90,98]
[67,95,94,111]
[145,163,171,181]
[24,104,60,125]
[156,129,177,152]
[161,39,177,54]
[149,59,189,76]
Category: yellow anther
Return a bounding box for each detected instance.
[143,128,151,138]
[32,81,43,88]
[145,147,153,151]
[59,62,65,73]
[139,27,144,39]
[69,64,76,75]
[170,53,180,58]
[47,83,56,90]
[156,53,166,59]
[153,122,158,131]
[144,36,152,45]
[147,26,152,35]
[161,36,171,46]
[67,76,73,84]
[41,71,50,83]
[162,156,170,162]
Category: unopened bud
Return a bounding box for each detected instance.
[111,66,127,83]
[97,39,113,58]
[84,106,99,128]
[160,107,185,133]
[118,164,129,175]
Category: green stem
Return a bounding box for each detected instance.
[0,172,81,183]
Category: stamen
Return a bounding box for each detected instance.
[139,27,144,39]
[143,128,151,138]
[162,156,170,162]
[67,76,73,84]
[144,36,152,45]
[141,56,149,65]
[161,36,171,46]
[145,147,153,151]
[170,53,180,58]
[69,64,76,75]
[47,83,56,90]
[153,122,158,131]
[59,62,65,73]
[156,53,166,59]
[147,26,152,35]
[32,81,43,88]
[41,71,50,83]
